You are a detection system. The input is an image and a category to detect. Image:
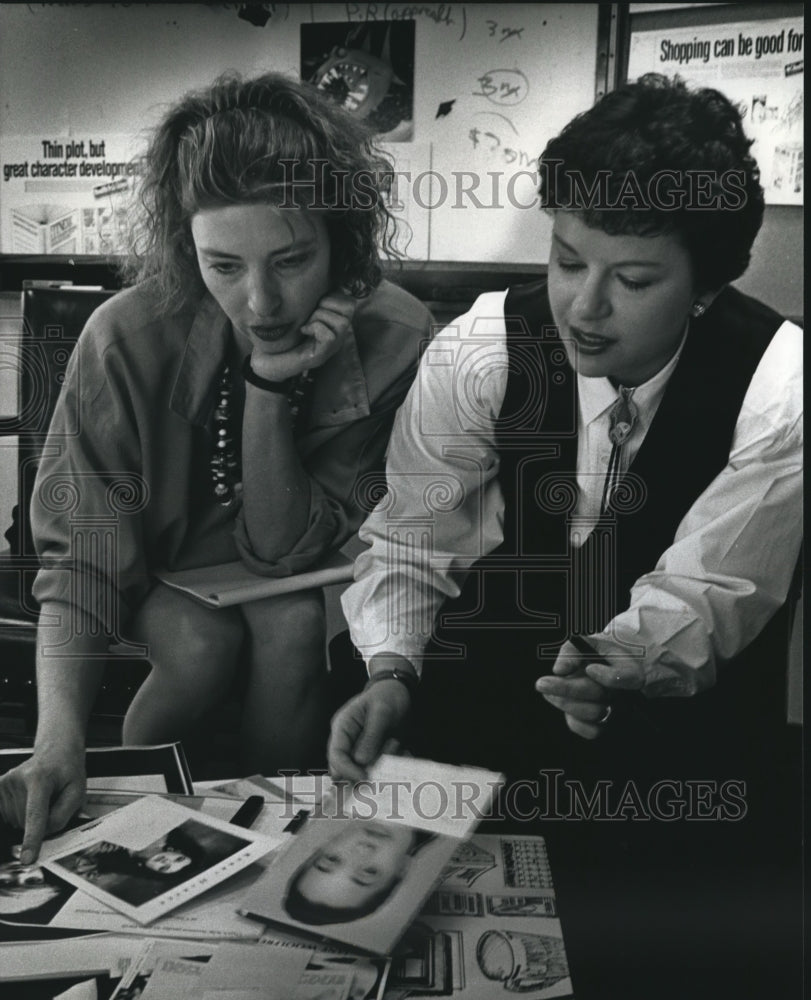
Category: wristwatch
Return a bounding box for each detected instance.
[364,667,419,697]
[241,356,293,394]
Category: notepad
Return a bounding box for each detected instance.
[154,551,354,608]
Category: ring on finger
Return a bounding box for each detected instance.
[596,704,613,725]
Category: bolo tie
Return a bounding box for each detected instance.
[600,385,638,515]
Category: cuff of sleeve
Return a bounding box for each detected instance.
[598,604,716,697]
[346,636,428,679]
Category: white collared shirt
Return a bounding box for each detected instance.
[574,329,685,534]
[341,290,802,695]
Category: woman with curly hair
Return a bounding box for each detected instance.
[0,71,431,861]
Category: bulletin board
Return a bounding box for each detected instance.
[0,2,599,265]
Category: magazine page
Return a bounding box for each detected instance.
[128,956,208,999]
[0,742,193,794]
[302,950,390,1000]
[33,859,273,941]
[362,755,506,839]
[111,939,380,1000]
[52,980,106,999]
[1,801,127,940]
[171,940,388,999]
[384,832,573,999]
[159,940,314,999]
[108,938,218,999]
[1,793,298,940]
[40,795,277,925]
[238,758,504,956]
[239,815,461,956]
[198,773,323,822]
[74,790,302,840]
[283,756,503,837]
[0,934,147,983]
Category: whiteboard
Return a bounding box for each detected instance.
[0,2,599,263]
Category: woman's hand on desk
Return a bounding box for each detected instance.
[0,742,86,864]
[327,660,413,782]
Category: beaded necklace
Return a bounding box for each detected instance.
[210,364,240,505]
[209,363,315,506]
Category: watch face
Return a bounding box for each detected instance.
[314,47,394,119]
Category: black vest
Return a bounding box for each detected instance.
[498,280,785,635]
[417,281,795,771]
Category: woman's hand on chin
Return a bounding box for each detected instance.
[250,291,358,382]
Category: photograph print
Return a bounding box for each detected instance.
[49,817,249,910]
[239,814,463,955]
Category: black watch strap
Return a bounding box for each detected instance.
[364,667,419,697]
[242,356,293,394]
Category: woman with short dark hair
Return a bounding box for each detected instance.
[328,68,802,1000]
[330,73,801,781]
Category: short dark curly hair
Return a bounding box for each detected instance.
[539,74,764,291]
[120,71,398,309]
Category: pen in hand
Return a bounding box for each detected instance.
[568,633,609,665]
[567,634,660,734]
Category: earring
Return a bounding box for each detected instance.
[691,302,707,319]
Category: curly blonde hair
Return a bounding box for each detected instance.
[120,71,399,309]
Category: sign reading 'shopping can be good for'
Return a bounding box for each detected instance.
[628,15,804,205]
[0,134,144,254]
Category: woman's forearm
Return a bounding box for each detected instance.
[240,383,312,562]
[34,601,109,752]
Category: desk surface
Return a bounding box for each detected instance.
[1,753,803,1000]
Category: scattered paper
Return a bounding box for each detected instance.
[384,833,572,999]
[0,742,194,793]
[238,757,504,955]
[109,938,216,999]
[0,934,145,982]
[186,940,313,994]
[51,982,99,1000]
[41,795,277,925]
